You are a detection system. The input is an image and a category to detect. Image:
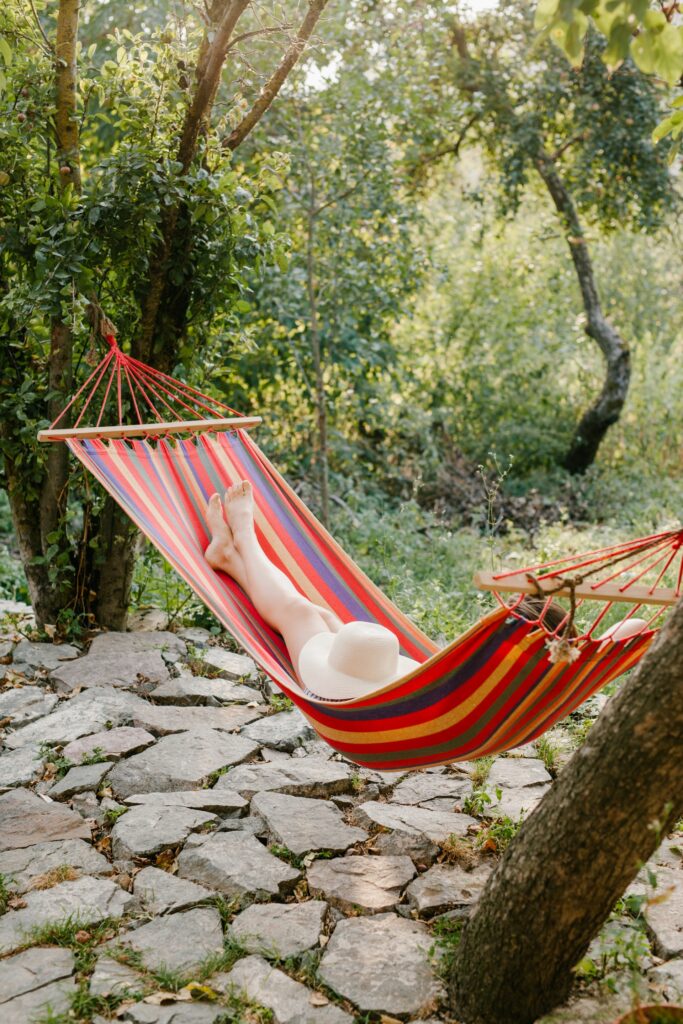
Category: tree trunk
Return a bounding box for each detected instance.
[88,499,141,630]
[448,598,683,1024]
[535,155,631,475]
[306,183,330,529]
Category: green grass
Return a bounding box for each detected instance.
[0,871,16,913]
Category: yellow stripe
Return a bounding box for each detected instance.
[310,629,539,746]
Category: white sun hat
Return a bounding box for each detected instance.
[298,620,420,700]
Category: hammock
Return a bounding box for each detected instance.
[39,334,681,771]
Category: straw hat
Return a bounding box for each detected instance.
[298,621,420,700]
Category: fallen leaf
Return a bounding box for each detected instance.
[144,990,181,1006]
[182,982,219,1001]
[8,896,27,910]
[74,930,92,943]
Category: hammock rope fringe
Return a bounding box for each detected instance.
[38,334,681,771]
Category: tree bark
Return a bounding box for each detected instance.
[535,155,631,475]
[89,500,142,630]
[54,0,81,188]
[449,597,683,1024]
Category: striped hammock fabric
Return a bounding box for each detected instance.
[66,428,653,771]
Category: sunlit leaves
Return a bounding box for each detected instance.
[535,0,683,84]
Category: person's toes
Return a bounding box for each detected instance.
[206,493,225,534]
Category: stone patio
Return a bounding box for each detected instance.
[0,625,680,1023]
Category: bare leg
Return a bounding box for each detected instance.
[206,483,341,675]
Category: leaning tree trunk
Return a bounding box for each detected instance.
[449,597,683,1024]
[535,155,631,475]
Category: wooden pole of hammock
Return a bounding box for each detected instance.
[473,570,679,607]
[38,417,262,442]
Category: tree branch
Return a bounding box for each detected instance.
[313,166,374,217]
[26,0,53,53]
[178,0,250,171]
[224,0,330,151]
[408,114,478,174]
[226,24,293,53]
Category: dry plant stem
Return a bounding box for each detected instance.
[449,596,683,1024]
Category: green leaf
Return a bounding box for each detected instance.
[0,35,12,66]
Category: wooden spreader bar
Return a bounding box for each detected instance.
[38,417,262,443]
[474,571,679,607]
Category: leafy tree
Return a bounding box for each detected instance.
[363,1,675,474]
[234,61,422,526]
[535,0,683,86]
[0,0,328,630]
[534,0,683,158]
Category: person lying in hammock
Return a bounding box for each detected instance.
[204,482,419,700]
[204,483,646,700]
[515,596,647,649]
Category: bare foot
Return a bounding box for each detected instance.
[203,493,247,588]
[224,481,255,546]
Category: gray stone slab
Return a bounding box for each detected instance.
[216,758,352,799]
[307,855,416,913]
[12,640,80,676]
[194,648,257,680]
[242,709,315,752]
[648,957,683,1000]
[150,674,263,706]
[133,866,213,915]
[486,756,552,790]
[483,786,550,820]
[50,631,185,694]
[3,686,145,750]
[251,792,367,855]
[0,685,58,727]
[117,1002,228,1023]
[373,830,439,869]
[109,907,223,973]
[1,976,78,1024]
[130,703,260,736]
[0,838,111,892]
[63,726,156,763]
[405,862,492,916]
[355,801,476,843]
[177,627,213,647]
[0,788,91,851]
[644,867,683,958]
[89,955,145,998]
[107,730,259,798]
[229,900,327,958]
[390,773,472,807]
[111,804,217,859]
[215,954,353,1024]
[124,789,247,816]
[47,761,114,800]
[0,876,134,953]
[0,742,43,790]
[318,913,442,1015]
[177,831,299,904]
[0,945,75,1003]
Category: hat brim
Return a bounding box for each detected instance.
[298,630,421,700]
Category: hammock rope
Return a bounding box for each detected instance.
[37,330,680,771]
